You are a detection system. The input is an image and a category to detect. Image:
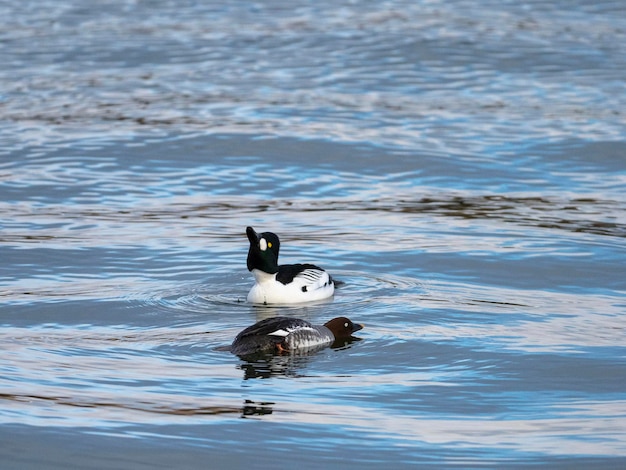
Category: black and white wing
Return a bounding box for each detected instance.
[277,263,333,293]
[233,316,312,342]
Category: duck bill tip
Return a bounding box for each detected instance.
[246,226,258,243]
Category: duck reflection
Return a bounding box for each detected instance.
[242,399,274,417]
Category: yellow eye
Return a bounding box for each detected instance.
[267,242,272,248]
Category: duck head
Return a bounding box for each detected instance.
[324,317,364,339]
[246,226,281,274]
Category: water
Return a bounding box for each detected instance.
[1,0,626,468]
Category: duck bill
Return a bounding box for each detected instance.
[352,323,364,333]
[246,226,259,245]
[246,227,261,272]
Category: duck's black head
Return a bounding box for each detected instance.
[246,226,281,274]
[324,317,364,339]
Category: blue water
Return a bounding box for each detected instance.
[1,1,626,468]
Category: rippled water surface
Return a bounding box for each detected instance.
[2,0,626,468]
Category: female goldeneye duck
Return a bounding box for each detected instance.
[230,316,364,357]
[245,226,335,304]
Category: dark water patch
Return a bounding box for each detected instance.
[282,195,626,239]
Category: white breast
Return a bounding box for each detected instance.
[247,269,335,305]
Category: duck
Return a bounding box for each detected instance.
[245,226,335,304]
[230,316,364,356]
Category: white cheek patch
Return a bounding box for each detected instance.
[259,238,267,251]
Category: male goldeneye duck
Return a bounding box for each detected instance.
[230,316,364,356]
[245,226,335,304]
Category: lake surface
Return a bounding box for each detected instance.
[1,0,625,468]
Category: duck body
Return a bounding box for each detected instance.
[230,316,363,357]
[245,226,335,305]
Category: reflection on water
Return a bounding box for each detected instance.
[2,0,626,467]
[238,355,314,380]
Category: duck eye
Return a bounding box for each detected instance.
[267,242,272,248]
[344,322,349,328]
